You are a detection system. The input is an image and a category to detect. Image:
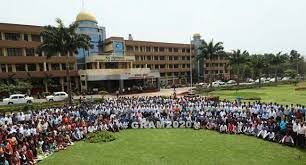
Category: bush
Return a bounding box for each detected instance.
[98,91,108,96]
[0,101,65,113]
[243,97,261,100]
[295,87,306,91]
[86,131,116,143]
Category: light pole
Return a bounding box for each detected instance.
[190,36,193,89]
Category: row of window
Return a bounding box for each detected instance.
[134,64,191,69]
[126,45,192,53]
[206,63,226,67]
[135,55,191,61]
[0,32,41,42]
[160,72,191,77]
[0,63,68,72]
[205,70,228,74]
[0,48,40,56]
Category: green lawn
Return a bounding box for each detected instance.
[204,83,306,105]
[39,129,306,165]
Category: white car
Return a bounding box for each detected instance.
[281,77,292,81]
[227,80,237,86]
[46,92,68,102]
[3,94,34,105]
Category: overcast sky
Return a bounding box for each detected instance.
[1,0,305,55]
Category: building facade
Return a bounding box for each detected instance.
[0,11,229,95]
[0,23,79,94]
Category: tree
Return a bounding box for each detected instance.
[250,54,266,87]
[289,50,301,74]
[270,52,287,84]
[38,18,91,104]
[227,49,249,86]
[197,40,225,87]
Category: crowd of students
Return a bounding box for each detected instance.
[0,96,305,164]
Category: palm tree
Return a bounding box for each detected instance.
[250,55,266,87]
[227,49,249,86]
[38,18,91,104]
[289,50,301,75]
[270,52,286,84]
[197,40,225,87]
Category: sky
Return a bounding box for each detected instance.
[0,0,306,55]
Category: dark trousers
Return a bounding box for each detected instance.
[297,134,305,148]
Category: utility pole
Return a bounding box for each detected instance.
[190,36,193,89]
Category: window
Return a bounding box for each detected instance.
[174,64,179,68]
[174,48,178,52]
[135,56,139,61]
[134,46,139,51]
[154,47,158,52]
[5,33,21,41]
[168,48,173,52]
[7,65,12,72]
[160,56,165,60]
[182,56,185,60]
[26,48,35,56]
[160,73,165,77]
[147,56,151,60]
[182,49,186,53]
[147,64,151,68]
[15,64,26,71]
[187,64,190,68]
[7,48,23,56]
[27,64,36,71]
[146,47,151,52]
[126,46,134,51]
[140,47,143,52]
[160,65,165,69]
[24,34,29,41]
[187,56,190,61]
[0,64,6,72]
[159,47,165,52]
[81,81,86,86]
[174,56,178,61]
[169,56,173,60]
[169,64,173,68]
[62,64,66,70]
[51,64,60,71]
[31,34,41,42]
[187,49,190,53]
[154,56,158,60]
[38,64,44,71]
[167,73,172,76]
[155,65,159,69]
[182,64,186,68]
[0,48,3,56]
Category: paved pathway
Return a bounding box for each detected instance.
[0,87,193,105]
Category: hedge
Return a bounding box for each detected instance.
[86,131,116,143]
[0,102,66,113]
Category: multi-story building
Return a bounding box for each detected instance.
[124,38,194,86]
[0,11,229,95]
[0,23,79,94]
[191,33,230,82]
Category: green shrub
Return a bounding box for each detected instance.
[86,131,116,143]
[98,91,108,96]
[243,97,261,100]
[295,87,306,91]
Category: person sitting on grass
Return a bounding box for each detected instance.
[280,132,294,146]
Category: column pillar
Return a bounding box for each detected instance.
[119,80,124,92]
[75,77,80,91]
[60,77,65,91]
[157,78,160,91]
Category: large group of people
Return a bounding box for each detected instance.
[0,96,305,164]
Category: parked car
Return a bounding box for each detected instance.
[196,82,208,88]
[208,81,225,88]
[3,94,34,105]
[226,80,237,86]
[46,92,68,102]
[281,77,292,81]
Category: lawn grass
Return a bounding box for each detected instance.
[39,129,306,165]
[204,82,306,105]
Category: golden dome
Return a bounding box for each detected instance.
[76,11,97,23]
[193,33,201,37]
